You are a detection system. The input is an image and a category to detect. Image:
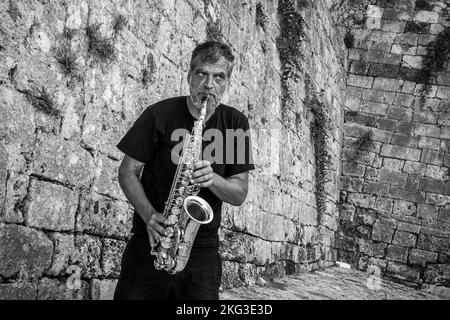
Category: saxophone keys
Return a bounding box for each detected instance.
[160,237,173,249]
[171,207,181,215]
[165,227,174,237]
[166,214,178,225]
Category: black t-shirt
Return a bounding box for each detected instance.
[117,96,255,249]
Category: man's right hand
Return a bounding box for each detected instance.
[146,211,168,248]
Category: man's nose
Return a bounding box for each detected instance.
[203,76,213,89]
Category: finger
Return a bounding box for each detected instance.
[192,173,214,184]
[191,167,213,179]
[151,213,166,223]
[148,232,156,248]
[199,180,213,188]
[193,160,210,170]
[149,221,167,236]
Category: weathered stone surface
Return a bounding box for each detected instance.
[0,282,37,300]
[392,231,416,247]
[372,218,396,243]
[31,133,94,187]
[380,144,421,161]
[424,264,450,284]
[386,245,409,262]
[91,279,118,300]
[409,249,438,265]
[74,234,102,278]
[46,232,78,276]
[102,238,126,277]
[92,153,126,201]
[24,179,78,231]
[37,277,89,300]
[1,172,28,223]
[76,191,132,239]
[386,262,420,283]
[0,224,53,278]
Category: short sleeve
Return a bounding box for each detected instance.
[225,115,256,177]
[117,107,158,163]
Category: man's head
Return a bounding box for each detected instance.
[187,41,235,109]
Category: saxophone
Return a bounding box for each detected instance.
[151,98,213,274]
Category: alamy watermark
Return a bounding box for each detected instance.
[170,128,254,165]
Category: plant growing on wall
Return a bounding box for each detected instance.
[256,2,268,32]
[86,23,116,62]
[348,131,374,164]
[276,0,306,108]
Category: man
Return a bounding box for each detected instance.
[113,41,255,300]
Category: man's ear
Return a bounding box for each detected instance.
[187,70,191,83]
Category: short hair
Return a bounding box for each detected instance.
[189,41,235,77]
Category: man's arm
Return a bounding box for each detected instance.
[191,160,249,206]
[118,155,167,246]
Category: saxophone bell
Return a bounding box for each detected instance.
[183,196,213,224]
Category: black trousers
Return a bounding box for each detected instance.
[113,234,222,300]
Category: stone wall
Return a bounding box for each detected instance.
[337,0,450,294]
[0,0,347,299]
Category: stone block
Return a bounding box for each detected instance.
[413,10,439,23]
[395,121,415,135]
[437,207,450,224]
[31,133,94,187]
[424,164,448,180]
[367,5,384,18]
[366,17,381,29]
[386,262,420,282]
[418,234,450,253]
[358,239,387,257]
[381,20,406,32]
[406,174,421,190]
[378,169,408,186]
[382,158,404,171]
[92,154,126,201]
[0,224,53,278]
[102,239,126,277]
[441,126,450,139]
[418,137,440,150]
[387,106,412,121]
[390,134,418,148]
[349,60,370,75]
[397,222,420,234]
[340,177,364,192]
[415,124,441,138]
[413,111,437,124]
[363,89,395,103]
[365,50,385,63]
[360,101,388,116]
[380,144,421,161]
[24,179,78,231]
[76,191,133,239]
[409,249,438,265]
[436,86,450,99]
[386,245,409,262]
[393,200,417,216]
[394,93,414,107]
[383,8,412,21]
[403,161,426,175]
[373,197,394,213]
[391,43,417,55]
[404,21,430,33]
[74,234,103,278]
[378,118,397,131]
[363,182,390,196]
[392,231,417,247]
[37,277,89,300]
[394,33,419,46]
[373,77,403,92]
[389,187,425,202]
[424,264,450,284]
[372,218,396,242]
[0,282,37,300]
[342,162,365,177]
[436,72,450,86]
[398,67,422,82]
[402,55,423,69]
[438,113,450,126]
[368,64,399,78]
[383,53,402,65]
[347,74,374,88]
[91,279,118,300]
[419,177,444,193]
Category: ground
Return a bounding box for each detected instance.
[220,266,446,300]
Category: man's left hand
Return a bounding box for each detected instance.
[190,160,214,188]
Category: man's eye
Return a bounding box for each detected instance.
[215,75,225,81]
[197,72,206,77]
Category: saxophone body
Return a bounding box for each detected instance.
[151,99,213,274]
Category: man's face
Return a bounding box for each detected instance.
[187,56,231,111]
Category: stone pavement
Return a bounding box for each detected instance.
[220,266,447,300]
